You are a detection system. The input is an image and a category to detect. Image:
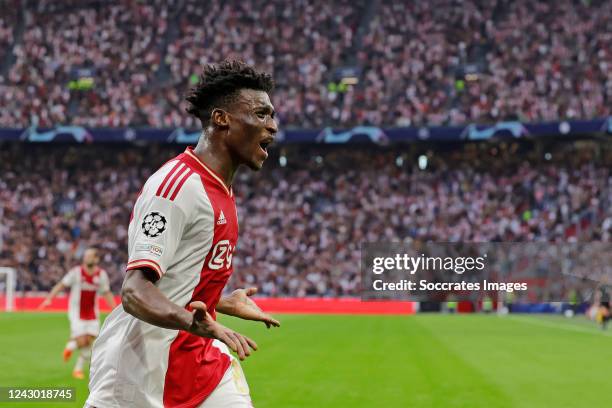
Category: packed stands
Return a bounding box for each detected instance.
[1,142,610,295]
[0,0,609,128]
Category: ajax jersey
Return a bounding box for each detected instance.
[87,148,239,408]
[62,266,110,322]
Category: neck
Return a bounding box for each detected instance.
[193,134,238,187]
[83,265,95,274]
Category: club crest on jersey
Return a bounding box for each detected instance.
[141,211,167,238]
[217,210,227,225]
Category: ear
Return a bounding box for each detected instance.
[211,108,230,129]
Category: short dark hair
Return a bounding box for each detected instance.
[185,60,274,126]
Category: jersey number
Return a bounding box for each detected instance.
[208,240,233,270]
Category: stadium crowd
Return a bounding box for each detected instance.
[358,0,612,127]
[0,0,610,129]
[1,0,174,127]
[0,143,610,296]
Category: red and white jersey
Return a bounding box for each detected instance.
[88,148,239,408]
[61,266,110,322]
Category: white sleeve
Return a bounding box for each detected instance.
[61,269,76,287]
[98,270,111,293]
[126,191,191,279]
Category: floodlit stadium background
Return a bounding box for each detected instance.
[0,1,611,407]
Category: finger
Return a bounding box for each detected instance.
[245,287,258,297]
[220,333,238,355]
[189,301,207,313]
[189,301,207,321]
[234,333,252,358]
[244,335,258,351]
[263,315,281,327]
[229,332,246,360]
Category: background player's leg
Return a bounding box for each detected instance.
[73,335,91,379]
[66,318,80,362]
[63,338,77,362]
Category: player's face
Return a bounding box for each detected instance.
[225,89,277,170]
[83,249,99,267]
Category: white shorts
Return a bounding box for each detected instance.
[70,318,100,338]
[198,357,253,408]
[84,341,252,408]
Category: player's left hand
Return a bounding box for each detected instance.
[38,298,51,310]
[218,288,280,328]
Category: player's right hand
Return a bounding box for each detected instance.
[188,301,258,360]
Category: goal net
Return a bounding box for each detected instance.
[0,267,16,312]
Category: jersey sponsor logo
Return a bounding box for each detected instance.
[216,210,227,225]
[142,211,167,238]
[135,242,164,257]
[208,239,234,270]
[81,281,99,291]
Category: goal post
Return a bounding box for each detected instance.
[0,267,16,312]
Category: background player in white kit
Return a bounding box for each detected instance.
[39,248,116,379]
[86,61,280,408]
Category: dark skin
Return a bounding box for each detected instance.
[122,89,280,361]
[194,88,278,180]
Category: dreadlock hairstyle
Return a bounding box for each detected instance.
[185,60,274,126]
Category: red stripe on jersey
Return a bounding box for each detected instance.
[127,259,163,278]
[169,170,194,201]
[79,291,97,320]
[163,333,230,408]
[163,172,237,407]
[79,267,100,320]
[156,161,182,197]
[161,164,189,199]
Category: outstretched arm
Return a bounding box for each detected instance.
[217,287,281,328]
[38,282,66,309]
[121,269,257,360]
[102,291,117,309]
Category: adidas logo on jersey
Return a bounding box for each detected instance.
[216,210,227,225]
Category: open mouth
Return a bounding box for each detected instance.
[259,141,270,152]
[259,137,275,155]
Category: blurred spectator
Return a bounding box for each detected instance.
[0,142,610,296]
[357,0,611,126]
[0,0,609,128]
[1,0,172,127]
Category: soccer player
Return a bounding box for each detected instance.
[86,61,281,408]
[39,248,115,379]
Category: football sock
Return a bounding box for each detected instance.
[65,340,77,351]
[75,346,92,372]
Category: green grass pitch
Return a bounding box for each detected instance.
[0,312,611,407]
